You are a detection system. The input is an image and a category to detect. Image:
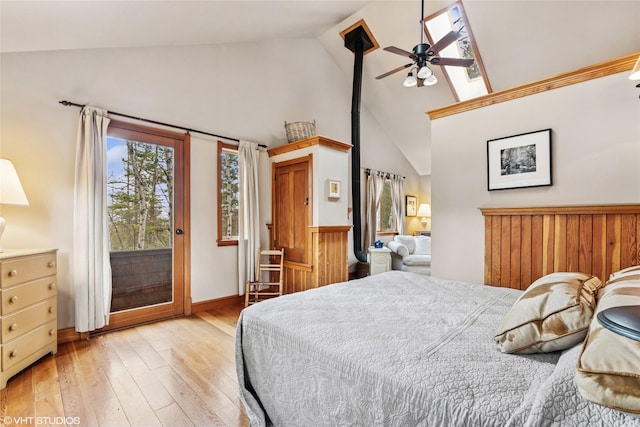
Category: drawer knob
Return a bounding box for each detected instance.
[49,283,56,290]
[9,323,17,331]
[48,261,56,268]
[49,329,55,336]
[9,350,17,358]
[49,307,55,314]
[9,295,18,304]
[8,269,17,277]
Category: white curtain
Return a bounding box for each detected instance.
[364,170,385,249]
[73,106,112,332]
[237,140,261,295]
[389,174,405,235]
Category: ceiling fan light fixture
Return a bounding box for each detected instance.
[403,72,417,87]
[417,65,433,79]
[423,75,438,86]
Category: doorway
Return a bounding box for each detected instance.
[103,120,190,330]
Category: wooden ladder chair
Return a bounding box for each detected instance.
[244,248,284,307]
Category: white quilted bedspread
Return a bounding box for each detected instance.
[235,271,640,426]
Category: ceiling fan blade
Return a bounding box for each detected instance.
[427,30,462,56]
[429,57,474,67]
[375,63,413,80]
[383,46,416,59]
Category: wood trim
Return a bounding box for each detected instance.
[480,205,640,216]
[482,205,640,289]
[339,19,379,55]
[57,327,89,344]
[191,295,244,313]
[428,52,639,120]
[182,134,192,316]
[267,136,352,157]
[308,226,352,233]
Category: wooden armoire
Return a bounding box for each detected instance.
[268,136,352,294]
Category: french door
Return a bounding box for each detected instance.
[102,120,189,331]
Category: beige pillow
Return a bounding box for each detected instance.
[609,265,640,282]
[495,272,603,354]
[575,277,640,414]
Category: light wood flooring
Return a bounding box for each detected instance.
[0,304,249,427]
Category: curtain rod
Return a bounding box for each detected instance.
[59,100,267,148]
[362,167,405,180]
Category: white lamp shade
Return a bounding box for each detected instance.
[630,55,640,80]
[403,72,417,87]
[417,65,433,79]
[417,203,431,218]
[0,159,29,206]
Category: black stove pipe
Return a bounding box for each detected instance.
[344,27,372,263]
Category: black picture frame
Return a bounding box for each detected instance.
[487,128,552,191]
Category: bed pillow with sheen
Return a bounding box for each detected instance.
[575,275,640,414]
[495,272,603,354]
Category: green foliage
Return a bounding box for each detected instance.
[108,140,174,250]
[220,149,239,239]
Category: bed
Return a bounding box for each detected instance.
[236,205,640,426]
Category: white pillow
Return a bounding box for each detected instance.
[413,236,431,255]
[394,235,415,254]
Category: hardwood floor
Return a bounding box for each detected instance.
[0,304,249,427]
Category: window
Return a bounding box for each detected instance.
[424,1,492,101]
[378,180,396,232]
[217,141,239,246]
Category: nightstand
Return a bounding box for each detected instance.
[368,246,391,275]
[0,249,58,389]
[414,230,431,237]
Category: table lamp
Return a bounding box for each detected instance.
[417,203,431,229]
[0,158,29,252]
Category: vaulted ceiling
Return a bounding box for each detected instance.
[2,1,639,175]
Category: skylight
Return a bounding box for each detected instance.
[424,1,491,101]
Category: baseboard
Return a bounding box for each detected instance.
[191,295,244,313]
[56,295,242,344]
[58,327,89,344]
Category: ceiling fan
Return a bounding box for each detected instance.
[376,0,474,87]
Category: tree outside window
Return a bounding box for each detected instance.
[218,142,239,245]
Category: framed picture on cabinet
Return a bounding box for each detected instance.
[405,195,417,216]
[487,128,552,191]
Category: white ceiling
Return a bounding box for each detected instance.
[2,0,639,175]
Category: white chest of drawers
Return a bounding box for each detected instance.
[0,249,58,389]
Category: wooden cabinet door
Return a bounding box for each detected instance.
[273,156,311,264]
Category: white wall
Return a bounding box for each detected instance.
[1,39,420,328]
[431,72,640,283]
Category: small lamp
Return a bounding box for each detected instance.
[403,71,417,87]
[417,203,431,229]
[629,55,640,80]
[0,158,29,252]
[423,75,438,86]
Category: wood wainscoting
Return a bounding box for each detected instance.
[481,205,640,290]
[281,225,351,294]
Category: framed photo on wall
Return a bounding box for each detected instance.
[405,195,417,216]
[487,128,552,191]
